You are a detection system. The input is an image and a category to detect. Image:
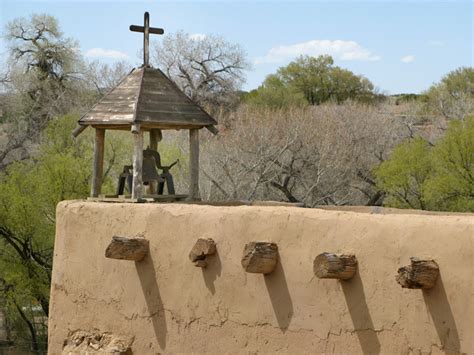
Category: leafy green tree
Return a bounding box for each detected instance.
[245,55,378,108]
[424,67,473,120]
[243,74,307,109]
[425,117,474,211]
[0,113,189,352]
[0,115,93,353]
[374,138,433,210]
[375,116,474,212]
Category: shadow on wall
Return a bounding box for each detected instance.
[264,253,294,333]
[135,256,167,350]
[341,271,381,355]
[201,250,222,295]
[423,274,460,352]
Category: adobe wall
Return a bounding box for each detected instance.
[49,201,474,354]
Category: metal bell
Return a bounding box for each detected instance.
[142,156,160,184]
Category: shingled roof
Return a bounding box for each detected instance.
[78,66,217,130]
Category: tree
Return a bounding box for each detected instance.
[374,138,434,210]
[5,14,77,81]
[0,115,93,353]
[0,14,88,170]
[425,117,474,211]
[375,116,474,212]
[84,60,132,96]
[152,31,248,111]
[0,14,134,171]
[200,102,407,206]
[0,112,190,352]
[244,55,378,107]
[243,75,308,109]
[424,67,474,120]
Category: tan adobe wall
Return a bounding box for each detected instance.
[49,201,474,354]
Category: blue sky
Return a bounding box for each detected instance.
[1,0,472,94]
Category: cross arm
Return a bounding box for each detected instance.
[129,25,164,35]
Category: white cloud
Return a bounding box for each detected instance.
[85,48,129,59]
[400,55,415,63]
[254,39,381,64]
[189,33,206,41]
[427,40,444,47]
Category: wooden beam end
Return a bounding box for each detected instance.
[105,236,149,261]
[241,241,278,274]
[189,238,216,268]
[396,257,439,289]
[313,252,357,280]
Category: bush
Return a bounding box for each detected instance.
[375,116,474,212]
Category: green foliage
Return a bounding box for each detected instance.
[243,74,308,109]
[392,93,421,105]
[375,116,474,212]
[0,114,92,353]
[438,67,474,99]
[244,55,378,108]
[374,138,434,210]
[425,117,474,211]
[424,67,474,120]
[0,113,188,352]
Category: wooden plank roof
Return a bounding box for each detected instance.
[78,66,217,129]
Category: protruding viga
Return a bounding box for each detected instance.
[188,238,216,267]
[396,257,439,289]
[241,242,278,274]
[105,236,149,261]
[313,253,358,280]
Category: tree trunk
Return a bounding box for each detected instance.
[14,301,39,353]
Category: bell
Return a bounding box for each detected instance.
[142,156,160,184]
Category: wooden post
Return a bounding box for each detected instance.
[396,257,439,289]
[189,238,216,267]
[313,253,358,280]
[105,236,149,261]
[189,128,200,200]
[149,129,162,151]
[132,123,144,200]
[241,242,278,274]
[91,128,105,197]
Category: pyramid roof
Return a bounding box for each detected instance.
[78,66,217,131]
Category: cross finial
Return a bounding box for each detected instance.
[130,12,164,67]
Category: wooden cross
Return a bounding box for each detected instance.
[130,12,164,67]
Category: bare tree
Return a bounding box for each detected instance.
[4,14,77,83]
[151,31,248,111]
[84,60,132,95]
[0,14,131,171]
[198,102,410,206]
[0,14,85,170]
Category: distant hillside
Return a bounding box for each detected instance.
[389,93,423,105]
